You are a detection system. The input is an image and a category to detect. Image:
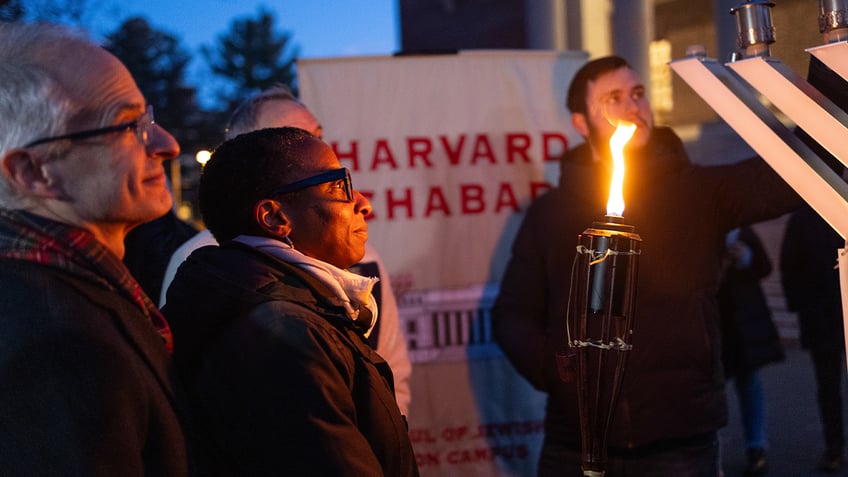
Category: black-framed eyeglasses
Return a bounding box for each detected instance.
[23,105,155,148]
[267,167,354,202]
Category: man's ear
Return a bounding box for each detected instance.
[572,112,589,137]
[0,149,63,198]
[254,199,291,237]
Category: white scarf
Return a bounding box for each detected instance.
[234,235,379,337]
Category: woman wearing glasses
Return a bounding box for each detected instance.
[162,127,419,477]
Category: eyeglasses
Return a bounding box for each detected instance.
[23,105,155,148]
[267,167,354,202]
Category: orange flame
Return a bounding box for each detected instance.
[606,122,637,217]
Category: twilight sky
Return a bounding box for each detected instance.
[87,0,399,105]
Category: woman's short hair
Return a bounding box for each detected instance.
[199,126,315,242]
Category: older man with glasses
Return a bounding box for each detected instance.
[162,127,419,476]
[0,23,195,476]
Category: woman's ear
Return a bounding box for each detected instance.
[254,199,291,238]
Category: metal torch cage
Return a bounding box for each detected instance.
[566,219,641,477]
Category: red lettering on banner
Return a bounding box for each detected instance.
[406,422,542,468]
[505,133,532,163]
[470,135,495,164]
[332,141,360,171]
[470,420,546,438]
[444,445,529,464]
[441,425,469,441]
[407,137,434,168]
[543,132,568,161]
[460,184,485,214]
[365,182,556,220]
[371,139,399,170]
[336,132,566,170]
[446,448,492,464]
[440,135,466,165]
[424,186,452,217]
[494,182,519,213]
[416,453,441,466]
[408,428,438,443]
[386,188,413,219]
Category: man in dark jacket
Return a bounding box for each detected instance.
[162,127,419,476]
[0,23,195,475]
[780,55,848,475]
[124,208,199,301]
[781,206,846,473]
[492,55,800,476]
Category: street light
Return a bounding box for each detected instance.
[195,149,211,166]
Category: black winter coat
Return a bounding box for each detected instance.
[780,205,845,352]
[718,226,784,378]
[492,127,800,450]
[162,242,419,477]
[0,260,195,476]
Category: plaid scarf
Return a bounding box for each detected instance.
[0,209,173,353]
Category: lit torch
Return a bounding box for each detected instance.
[566,121,642,477]
[606,122,637,218]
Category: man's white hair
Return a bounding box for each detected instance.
[0,22,88,207]
[224,84,299,140]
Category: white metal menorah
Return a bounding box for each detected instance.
[669,0,848,368]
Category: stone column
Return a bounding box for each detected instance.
[611,0,653,80]
[525,0,583,50]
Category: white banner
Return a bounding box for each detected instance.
[299,50,587,476]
